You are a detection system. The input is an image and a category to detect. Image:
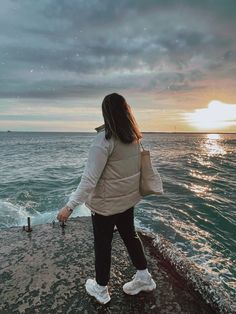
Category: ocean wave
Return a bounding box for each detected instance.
[1,132,235,303]
[0,200,90,228]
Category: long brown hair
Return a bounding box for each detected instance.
[102,93,142,144]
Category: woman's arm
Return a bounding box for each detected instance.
[66,145,111,209]
[57,134,114,222]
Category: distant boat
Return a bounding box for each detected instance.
[7,130,12,132]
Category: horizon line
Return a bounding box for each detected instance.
[1,130,236,134]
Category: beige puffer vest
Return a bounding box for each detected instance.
[85,130,141,216]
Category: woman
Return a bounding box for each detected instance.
[57,93,156,304]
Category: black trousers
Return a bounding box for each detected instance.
[91,206,147,286]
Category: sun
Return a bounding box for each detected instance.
[183,100,236,131]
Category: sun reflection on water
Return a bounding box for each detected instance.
[189,169,216,182]
[203,134,226,156]
[189,182,212,197]
[207,134,220,140]
[187,134,226,199]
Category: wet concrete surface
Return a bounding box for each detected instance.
[0,217,216,314]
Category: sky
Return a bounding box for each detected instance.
[0,0,236,132]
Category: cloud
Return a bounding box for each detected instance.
[182,100,236,130]
[0,0,235,102]
[0,0,235,131]
[223,50,236,62]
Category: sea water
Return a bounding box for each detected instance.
[0,131,235,301]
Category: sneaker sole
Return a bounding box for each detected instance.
[123,279,156,295]
[85,284,111,304]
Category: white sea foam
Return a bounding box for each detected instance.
[71,203,91,218]
[0,200,30,227]
[0,200,91,228]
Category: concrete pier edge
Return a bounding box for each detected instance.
[0,216,235,313]
[138,230,235,314]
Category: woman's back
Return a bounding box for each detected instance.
[85,128,141,215]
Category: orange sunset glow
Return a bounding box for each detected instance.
[0,1,235,133]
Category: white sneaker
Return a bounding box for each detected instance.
[85,278,111,304]
[123,272,156,295]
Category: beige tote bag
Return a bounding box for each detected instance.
[139,141,164,196]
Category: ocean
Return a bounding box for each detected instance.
[0,131,235,301]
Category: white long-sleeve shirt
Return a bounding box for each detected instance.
[66,130,115,210]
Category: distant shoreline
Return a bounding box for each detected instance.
[0,131,235,134]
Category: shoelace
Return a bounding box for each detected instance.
[95,284,107,293]
[132,274,141,281]
[132,273,151,282]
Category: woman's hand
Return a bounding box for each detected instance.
[57,206,73,222]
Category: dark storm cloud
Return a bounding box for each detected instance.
[0,0,236,100]
[224,50,236,62]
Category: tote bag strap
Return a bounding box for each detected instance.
[138,139,145,151]
[139,140,149,153]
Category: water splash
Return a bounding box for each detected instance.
[0,200,90,228]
